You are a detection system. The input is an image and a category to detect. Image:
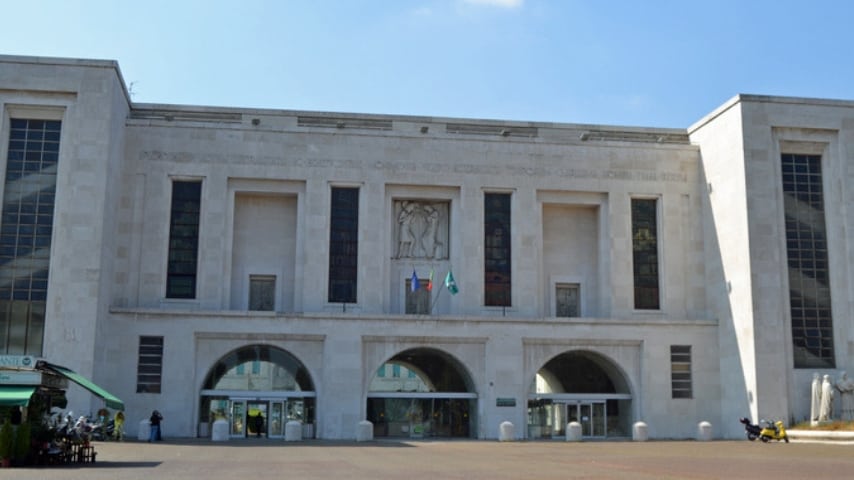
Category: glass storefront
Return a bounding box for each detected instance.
[199,345,316,439]
[368,348,477,439]
[528,350,632,439]
[367,397,475,438]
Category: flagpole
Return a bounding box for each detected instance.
[430,278,444,312]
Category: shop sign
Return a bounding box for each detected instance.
[496,397,516,407]
[0,355,36,368]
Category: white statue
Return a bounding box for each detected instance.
[810,372,821,425]
[396,201,416,258]
[818,373,834,422]
[835,371,854,421]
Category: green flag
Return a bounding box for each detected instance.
[444,270,458,295]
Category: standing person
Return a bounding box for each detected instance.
[254,412,264,438]
[149,410,163,442]
[114,411,125,441]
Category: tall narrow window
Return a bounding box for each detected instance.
[137,336,164,393]
[632,198,659,309]
[0,119,61,355]
[166,181,201,299]
[782,153,834,368]
[670,345,692,399]
[484,193,511,306]
[328,187,359,303]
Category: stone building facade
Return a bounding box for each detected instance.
[0,54,852,440]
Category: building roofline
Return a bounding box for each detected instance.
[131,102,689,137]
[0,54,132,109]
[689,93,854,133]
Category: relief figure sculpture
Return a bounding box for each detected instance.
[394,200,448,260]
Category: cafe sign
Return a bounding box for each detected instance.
[0,355,36,368]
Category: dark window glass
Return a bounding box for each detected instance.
[484,193,511,306]
[137,336,164,393]
[555,283,580,317]
[328,187,358,303]
[670,345,692,399]
[405,278,431,314]
[632,198,659,309]
[249,275,276,311]
[166,181,201,298]
[782,154,834,368]
[0,119,60,354]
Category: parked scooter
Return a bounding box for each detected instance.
[758,419,789,443]
[739,417,789,443]
[739,417,761,441]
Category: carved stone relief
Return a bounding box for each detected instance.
[393,200,449,260]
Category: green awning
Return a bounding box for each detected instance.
[0,386,36,407]
[43,363,124,411]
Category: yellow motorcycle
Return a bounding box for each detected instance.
[758,419,789,443]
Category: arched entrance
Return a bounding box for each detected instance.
[527,350,632,439]
[366,348,477,438]
[199,344,316,439]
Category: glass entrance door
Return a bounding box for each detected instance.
[230,400,246,438]
[567,402,606,437]
[247,401,268,438]
[269,401,285,438]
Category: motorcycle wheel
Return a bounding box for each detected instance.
[747,433,758,441]
[760,435,769,443]
[784,436,789,443]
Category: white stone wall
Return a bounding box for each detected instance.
[0,56,130,415]
[9,56,854,440]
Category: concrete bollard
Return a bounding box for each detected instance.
[285,420,303,442]
[697,421,712,441]
[355,420,373,442]
[138,419,151,441]
[211,418,229,441]
[632,421,648,441]
[499,421,515,441]
[566,421,582,442]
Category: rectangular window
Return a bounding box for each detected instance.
[782,153,834,368]
[249,275,276,311]
[670,345,692,399]
[0,119,60,355]
[405,278,431,314]
[392,364,401,378]
[166,181,202,299]
[555,283,580,317]
[632,198,660,309]
[137,336,164,393]
[484,193,511,306]
[328,187,359,303]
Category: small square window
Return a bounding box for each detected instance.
[555,283,580,317]
[249,275,276,311]
[405,278,431,314]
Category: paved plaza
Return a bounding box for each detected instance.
[9,438,854,480]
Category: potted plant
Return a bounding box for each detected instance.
[0,419,13,467]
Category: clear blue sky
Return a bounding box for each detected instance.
[3,0,854,128]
